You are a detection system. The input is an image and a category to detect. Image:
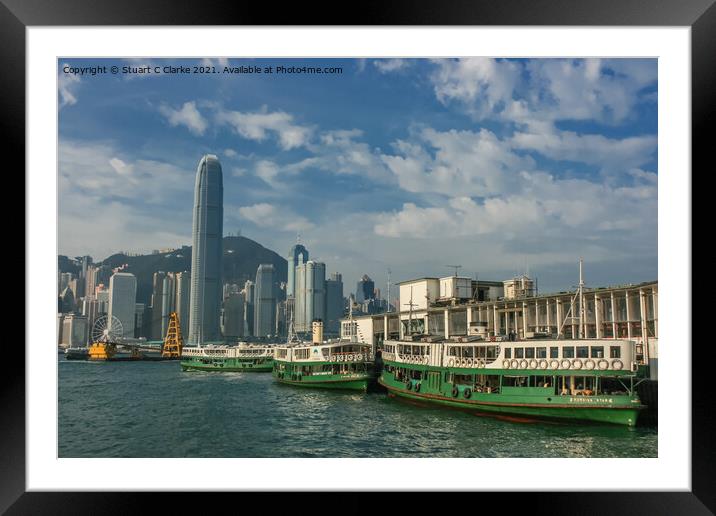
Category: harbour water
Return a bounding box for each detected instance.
[59,356,657,458]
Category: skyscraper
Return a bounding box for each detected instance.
[325,272,344,335]
[175,271,191,338]
[188,154,224,344]
[108,272,137,338]
[356,274,376,304]
[254,264,276,337]
[287,243,309,298]
[243,279,255,336]
[295,260,326,332]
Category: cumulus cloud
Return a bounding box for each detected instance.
[158,101,208,135]
[58,139,195,257]
[431,57,657,125]
[381,127,534,197]
[215,107,312,150]
[374,170,657,251]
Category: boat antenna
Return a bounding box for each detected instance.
[349,301,357,343]
[404,286,418,338]
[578,258,585,339]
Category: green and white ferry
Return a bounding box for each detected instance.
[272,319,375,391]
[379,336,646,426]
[181,342,275,372]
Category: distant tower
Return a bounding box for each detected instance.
[188,154,224,344]
[253,264,276,336]
[287,242,309,298]
[108,272,137,337]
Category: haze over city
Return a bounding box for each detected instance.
[58,57,657,293]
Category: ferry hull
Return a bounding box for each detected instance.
[180,358,273,372]
[378,376,644,427]
[274,375,369,391]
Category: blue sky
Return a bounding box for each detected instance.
[58,57,657,295]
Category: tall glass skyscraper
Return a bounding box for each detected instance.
[286,243,309,298]
[188,154,223,344]
[253,264,276,337]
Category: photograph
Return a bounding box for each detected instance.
[56,56,658,459]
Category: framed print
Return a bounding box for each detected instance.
[4,0,710,513]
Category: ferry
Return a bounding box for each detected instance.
[180,342,275,372]
[379,336,646,426]
[272,319,375,391]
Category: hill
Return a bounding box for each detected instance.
[100,236,287,305]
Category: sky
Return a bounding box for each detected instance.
[58,57,657,296]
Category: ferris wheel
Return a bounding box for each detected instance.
[91,315,124,343]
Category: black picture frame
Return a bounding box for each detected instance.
[3,0,707,513]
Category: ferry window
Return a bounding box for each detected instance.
[486,346,497,359]
[505,348,512,359]
[610,346,621,358]
[563,347,575,358]
[591,346,604,358]
[515,348,524,359]
[576,346,588,358]
[536,347,547,359]
[550,347,559,358]
[525,348,535,359]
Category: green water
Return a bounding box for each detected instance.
[58,357,657,458]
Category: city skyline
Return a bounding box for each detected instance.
[58,57,658,294]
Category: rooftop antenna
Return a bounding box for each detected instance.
[446,264,462,277]
[296,233,301,245]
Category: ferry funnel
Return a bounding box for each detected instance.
[312,320,324,344]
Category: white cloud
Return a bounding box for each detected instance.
[430,58,657,125]
[58,64,81,108]
[158,101,208,135]
[374,170,657,253]
[510,130,656,170]
[381,127,534,197]
[58,140,196,258]
[224,149,238,158]
[373,59,410,73]
[215,108,312,150]
[236,203,315,232]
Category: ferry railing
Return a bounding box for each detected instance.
[326,352,374,362]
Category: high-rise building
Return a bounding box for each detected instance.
[295,260,326,332]
[151,271,167,340]
[286,243,309,298]
[355,274,375,304]
[243,280,255,336]
[254,264,276,337]
[108,272,137,338]
[161,272,177,338]
[58,272,73,295]
[60,314,88,348]
[188,154,224,344]
[222,292,245,338]
[59,286,75,314]
[324,272,344,335]
[175,271,191,338]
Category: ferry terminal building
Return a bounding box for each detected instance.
[340,275,658,378]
